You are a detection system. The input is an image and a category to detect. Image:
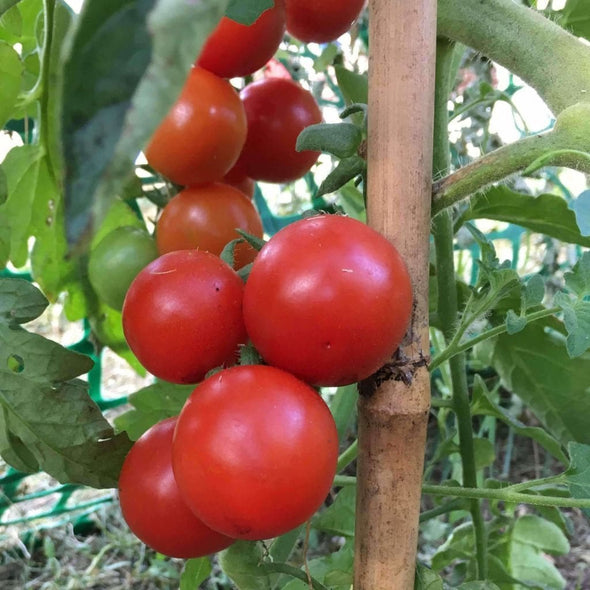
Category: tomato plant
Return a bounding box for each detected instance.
[196,1,285,79]
[122,250,247,384]
[243,215,413,386]
[172,365,339,540]
[88,226,158,311]
[285,0,365,43]
[156,183,263,269]
[118,417,234,558]
[145,67,246,186]
[235,77,322,183]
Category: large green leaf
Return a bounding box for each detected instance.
[0,0,23,18]
[225,0,272,25]
[0,278,131,488]
[0,42,22,128]
[564,442,590,517]
[61,0,227,246]
[488,324,590,446]
[458,186,590,247]
[180,558,212,590]
[558,0,590,41]
[114,381,194,441]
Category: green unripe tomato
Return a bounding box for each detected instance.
[88,226,158,311]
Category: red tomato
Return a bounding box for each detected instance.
[122,250,247,384]
[285,0,365,43]
[197,1,286,78]
[235,78,322,183]
[145,67,246,186]
[118,417,234,558]
[156,183,263,269]
[243,215,413,386]
[223,167,256,199]
[173,365,338,540]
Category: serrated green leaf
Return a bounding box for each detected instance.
[564,441,590,517]
[313,486,355,537]
[564,251,590,297]
[225,0,272,25]
[0,144,44,267]
[490,324,590,446]
[61,0,227,246]
[334,65,368,105]
[317,156,365,198]
[338,182,366,222]
[414,563,445,590]
[524,275,545,308]
[220,541,273,590]
[471,376,567,464]
[473,437,495,470]
[513,514,570,554]
[431,522,475,572]
[180,557,212,590]
[114,381,194,440]
[0,42,22,129]
[555,292,590,357]
[0,279,131,488]
[458,187,590,247]
[296,123,362,159]
[0,277,47,324]
[505,309,526,335]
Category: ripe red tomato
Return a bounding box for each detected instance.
[223,167,256,199]
[122,250,247,384]
[118,417,234,558]
[197,1,286,79]
[235,78,322,183]
[88,226,158,311]
[285,0,366,43]
[173,365,338,540]
[156,183,263,269]
[243,215,413,386]
[145,67,246,186]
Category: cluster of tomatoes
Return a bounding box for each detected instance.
[112,0,408,562]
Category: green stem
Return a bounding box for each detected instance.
[260,563,328,590]
[438,0,590,114]
[432,126,590,216]
[430,306,561,371]
[422,484,590,509]
[332,477,589,510]
[336,439,358,473]
[501,474,566,493]
[432,38,488,578]
[419,499,466,523]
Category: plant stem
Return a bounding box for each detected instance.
[336,440,358,473]
[501,474,566,493]
[432,38,488,579]
[430,306,561,371]
[438,0,590,115]
[419,498,466,522]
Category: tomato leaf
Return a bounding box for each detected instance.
[317,156,366,198]
[558,0,590,42]
[414,564,445,590]
[471,376,567,464]
[180,557,212,590]
[114,381,194,441]
[60,0,227,246]
[572,189,590,236]
[564,442,590,517]
[0,0,23,18]
[296,122,362,159]
[0,41,22,129]
[313,486,356,537]
[219,541,274,590]
[334,65,368,105]
[486,323,590,446]
[225,0,272,25]
[457,186,590,247]
[0,277,131,488]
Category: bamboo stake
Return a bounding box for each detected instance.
[354,2,436,588]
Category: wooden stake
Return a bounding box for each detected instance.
[354,2,437,588]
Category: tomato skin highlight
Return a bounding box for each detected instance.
[88,226,158,311]
[122,250,247,384]
[243,215,413,386]
[236,77,322,183]
[197,1,286,79]
[118,417,234,559]
[145,67,246,186]
[285,0,366,43]
[172,365,339,540]
[156,183,263,269]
